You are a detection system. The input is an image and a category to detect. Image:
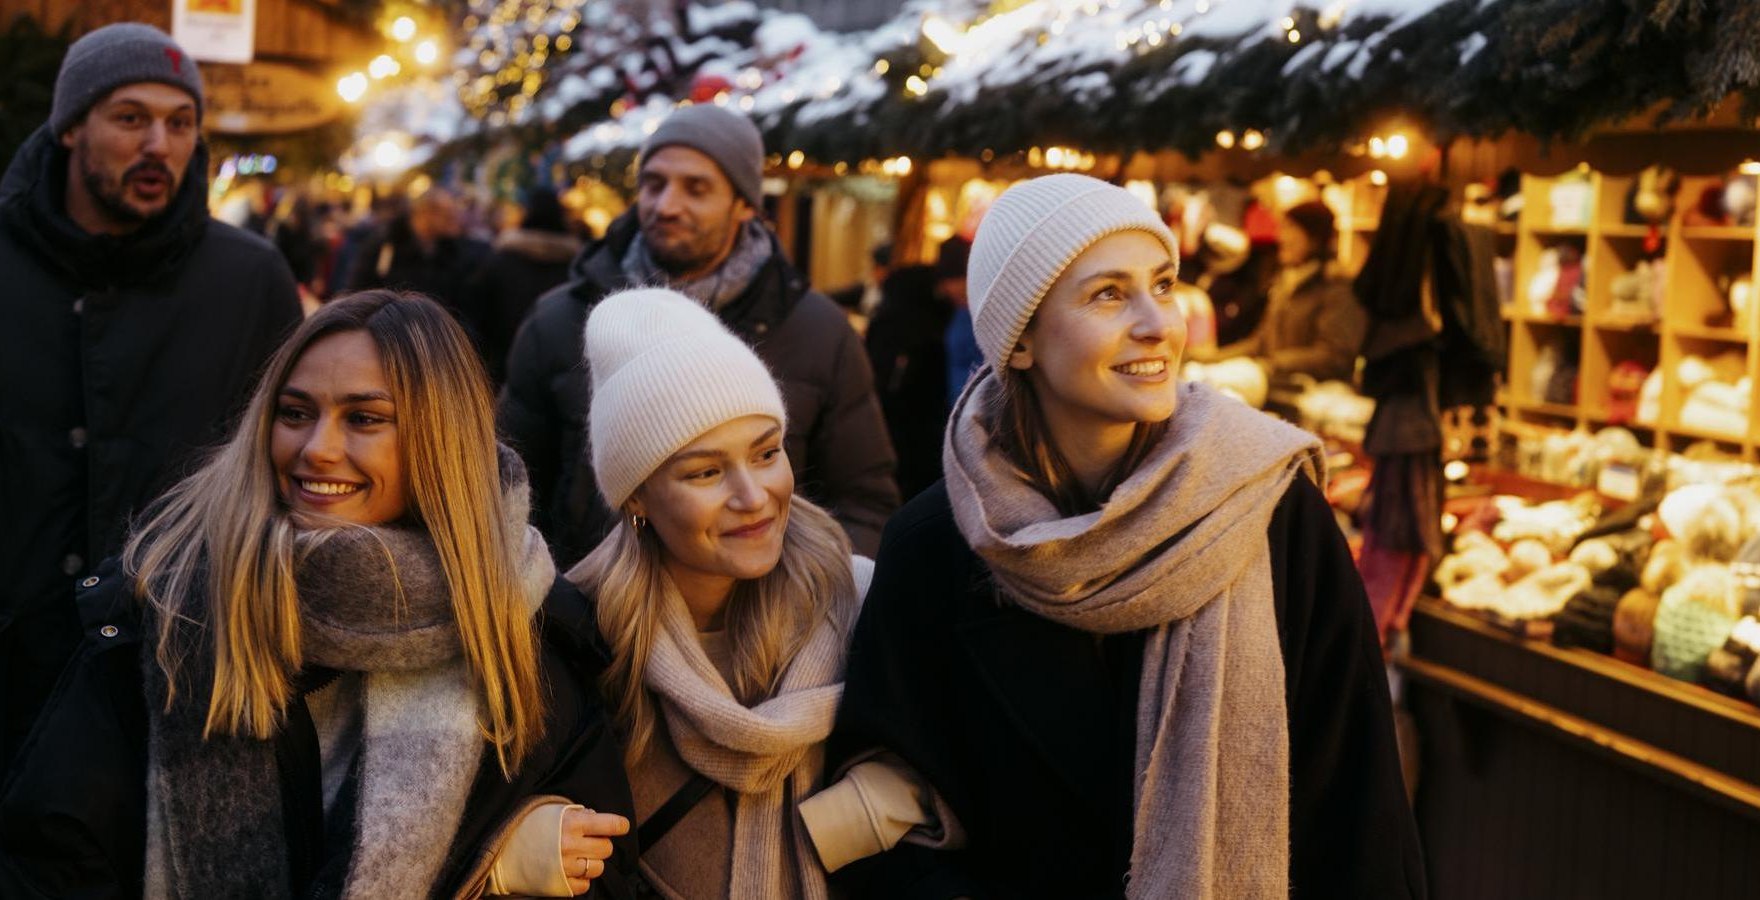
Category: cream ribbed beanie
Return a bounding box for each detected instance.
[967,174,1178,373]
[585,288,787,509]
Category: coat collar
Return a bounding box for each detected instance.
[1,125,211,289]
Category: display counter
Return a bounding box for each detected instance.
[1401,598,1760,898]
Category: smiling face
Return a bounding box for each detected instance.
[636,145,754,280]
[628,415,792,604]
[60,82,198,235]
[270,330,409,526]
[1011,230,1186,440]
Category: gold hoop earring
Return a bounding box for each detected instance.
[631,514,648,530]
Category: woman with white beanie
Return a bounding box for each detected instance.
[566,288,943,899]
[828,174,1425,898]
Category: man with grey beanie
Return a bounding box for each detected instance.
[500,104,899,562]
[0,22,300,772]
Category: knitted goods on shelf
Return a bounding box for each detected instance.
[1505,539,1554,581]
[1613,588,1663,666]
[1703,616,1760,695]
[1491,495,1599,556]
[1658,484,1747,563]
[1551,584,1623,654]
[1733,535,1760,616]
[1651,565,1741,682]
[1434,531,1510,593]
[1476,562,1591,620]
[1641,539,1687,595]
[1291,379,1376,445]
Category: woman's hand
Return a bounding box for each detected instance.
[559,807,630,896]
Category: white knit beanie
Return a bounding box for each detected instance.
[585,288,787,509]
[966,173,1179,373]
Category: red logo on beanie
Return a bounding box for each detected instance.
[164,48,184,73]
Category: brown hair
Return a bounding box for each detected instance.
[984,369,1166,517]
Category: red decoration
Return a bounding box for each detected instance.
[690,72,734,104]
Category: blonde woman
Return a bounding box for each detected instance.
[0,291,634,899]
[568,288,941,899]
[830,175,1424,898]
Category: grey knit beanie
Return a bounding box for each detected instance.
[51,23,205,137]
[639,105,765,209]
[967,174,1178,373]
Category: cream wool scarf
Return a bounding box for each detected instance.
[944,373,1323,900]
[643,557,871,900]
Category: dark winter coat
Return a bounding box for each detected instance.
[862,265,951,502]
[0,127,301,769]
[828,479,1427,899]
[1218,267,1366,384]
[497,211,899,563]
[344,215,490,315]
[461,228,582,386]
[0,560,638,899]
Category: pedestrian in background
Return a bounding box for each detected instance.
[0,22,301,769]
[499,104,897,564]
[462,187,583,387]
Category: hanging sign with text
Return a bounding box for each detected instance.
[173,0,256,65]
[202,62,342,135]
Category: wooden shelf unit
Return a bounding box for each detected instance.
[1503,169,1760,461]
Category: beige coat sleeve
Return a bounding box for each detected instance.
[799,756,939,873]
[486,801,581,897]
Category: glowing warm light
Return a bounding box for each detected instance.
[337,72,369,103]
[1370,169,1389,186]
[391,16,417,42]
[896,156,913,176]
[372,140,407,170]
[1046,147,1066,168]
[1368,136,1386,158]
[1241,130,1265,151]
[1386,133,1410,159]
[923,15,965,56]
[1216,130,1236,149]
[414,40,439,66]
[369,54,401,79]
[1742,160,1760,175]
[739,95,756,111]
[874,59,890,75]
[1288,29,1301,42]
[787,150,806,169]
[905,75,929,96]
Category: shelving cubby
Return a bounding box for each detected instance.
[1501,169,1760,462]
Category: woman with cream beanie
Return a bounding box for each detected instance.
[829,174,1424,898]
[566,288,944,899]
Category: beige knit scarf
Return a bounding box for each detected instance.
[944,373,1323,900]
[642,557,871,900]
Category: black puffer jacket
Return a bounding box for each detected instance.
[0,561,638,899]
[497,211,898,563]
[0,127,301,767]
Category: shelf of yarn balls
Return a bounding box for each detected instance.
[1503,167,1760,466]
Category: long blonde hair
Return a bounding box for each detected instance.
[573,495,856,767]
[123,290,545,775]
